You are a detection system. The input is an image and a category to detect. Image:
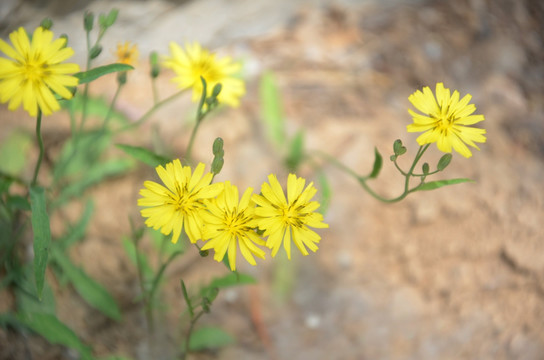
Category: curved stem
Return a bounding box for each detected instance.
[102,82,124,131]
[181,310,205,360]
[185,121,201,162]
[117,89,185,133]
[31,110,44,187]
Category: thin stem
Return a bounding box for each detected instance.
[31,110,44,187]
[116,89,185,133]
[185,121,201,162]
[181,310,205,360]
[151,77,159,105]
[131,230,153,333]
[80,31,93,133]
[148,250,183,307]
[102,81,124,131]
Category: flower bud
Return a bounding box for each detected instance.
[84,11,94,32]
[422,162,429,175]
[437,153,452,171]
[117,71,127,85]
[40,18,53,30]
[149,51,160,78]
[211,83,222,98]
[212,137,224,155]
[90,44,102,59]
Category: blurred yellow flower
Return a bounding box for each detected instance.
[115,41,138,66]
[138,160,223,244]
[407,82,486,158]
[163,42,245,107]
[0,27,80,117]
[253,174,328,259]
[201,181,265,271]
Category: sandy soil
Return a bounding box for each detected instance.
[1,0,544,359]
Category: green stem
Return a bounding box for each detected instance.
[151,78,159,105]
[131,225,153,333]
[185,121,201,162]
[117,89,185,133]
[80,31,93,133]
[148,250,183,306]
[31,110,44,187]
[182,310,205,360]
[102,82,124,131]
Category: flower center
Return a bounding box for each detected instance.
[281,205,304,228]
[223,209,252,237]
[23,61,48,82]
[169,185,201,215]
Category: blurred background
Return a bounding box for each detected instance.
[1,0,543,359]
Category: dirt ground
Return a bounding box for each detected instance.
[1,0,544,359]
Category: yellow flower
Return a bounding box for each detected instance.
[406,82,486,158]
[0,27,80,117]
[115,41,138,66]
[138,160,223,244]
[163,42,245,107]
[253,174,328,259]
[201,181,266,271]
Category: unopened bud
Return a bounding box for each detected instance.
[437,153,452,171]
[40,18,53,30]
[84,11,94,32]
[149,51,160,78]
[90,44,102,59]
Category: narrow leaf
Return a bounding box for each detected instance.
[181,280,194,317]
[317,172,331,215]
[259,72,285,146]
[285,131,305,172]
[188,327,234,351]
[122,237,154,282]
[30,186,51,299]
[74,63,133,84]
[417,178,474,191]
[116,144,170,167]
[17,312,92,358]
[51,248,122,321]
[368,147,383,179]
[205,272,256,290]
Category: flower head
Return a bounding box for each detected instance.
[0,27,80,117]
[163,42,245,107]
[115,41,138,66]
[138,160,223,244]
[253,174,328,259]
[201,181,266,271]
[406,82,486,158]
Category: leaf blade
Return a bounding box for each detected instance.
[417,178,474,191]
[74,63,134,84]
[30,186,51,299]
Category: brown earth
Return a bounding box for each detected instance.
[1,0,544,359]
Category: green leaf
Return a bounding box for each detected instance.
[122,237,154,283]
[317,172,331,215]
[417,178,474,191]
[54,159,134,207]
[437,153,453,171]
[62,93,130,126]
[58,200,94,250]
[259,72,285,146]
[51,248,122,321]
[16,266,56,315]
[30,186,51,299]
[285,131,305,172]
[116,144,171,167]
[368,147,383,179]
[7,195,31,211]
[188,327,234,351]
[74,63,133,85]
[204,272,256,291]
[16,312,92,359]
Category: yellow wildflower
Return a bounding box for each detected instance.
[163,42,245,107]
[253,174,328,259]
[407,82,486,158]
[138,160,223,244]
[0,27,80,117]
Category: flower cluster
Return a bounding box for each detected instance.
[139,161,328,271]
